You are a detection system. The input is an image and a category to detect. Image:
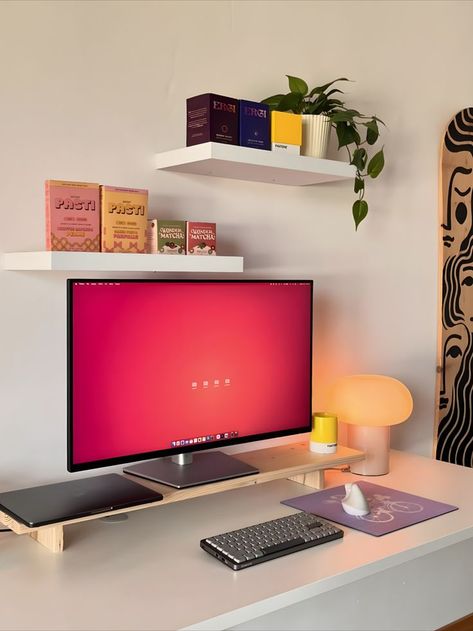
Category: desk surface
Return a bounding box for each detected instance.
[1,450,473,631]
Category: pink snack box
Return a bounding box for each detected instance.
[45,180,100,251]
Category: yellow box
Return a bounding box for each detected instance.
[101,186,148,253]
[271,111,302,146]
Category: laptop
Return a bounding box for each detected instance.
[0,473,163,527]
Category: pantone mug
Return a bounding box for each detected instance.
[310,412,338,454]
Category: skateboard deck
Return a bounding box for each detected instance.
[436,107,473,467]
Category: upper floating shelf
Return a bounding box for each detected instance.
[155,142,356,186]
[2,251,244,273]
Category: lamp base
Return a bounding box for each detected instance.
[346,425,390,475]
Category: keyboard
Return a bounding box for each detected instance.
[200,511,343,570]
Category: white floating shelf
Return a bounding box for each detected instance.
[155,142,355,186]
[2,251,244,273]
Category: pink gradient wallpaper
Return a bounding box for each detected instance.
[71,281,312,464]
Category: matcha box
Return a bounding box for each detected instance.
[157,220,186,254]
[186,221,216,255]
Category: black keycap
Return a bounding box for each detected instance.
[261,538,306,555]
[307,521,322,529]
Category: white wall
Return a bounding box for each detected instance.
[1,0,472,489]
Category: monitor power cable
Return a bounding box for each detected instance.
[325,466,351,473]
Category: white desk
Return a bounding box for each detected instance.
[0,450,472,631]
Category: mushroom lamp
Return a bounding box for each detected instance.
[329,374,413,475]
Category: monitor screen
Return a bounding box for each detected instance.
[67,280,313,472]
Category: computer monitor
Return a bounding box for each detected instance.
[67,279,313,488]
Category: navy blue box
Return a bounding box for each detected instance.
[239,100,270,150]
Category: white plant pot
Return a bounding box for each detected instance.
[301,114,331,158]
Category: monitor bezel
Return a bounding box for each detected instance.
[67,278,313,473]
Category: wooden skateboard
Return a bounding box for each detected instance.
[435,108,473,467]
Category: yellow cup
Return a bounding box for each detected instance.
[310,412,338,454]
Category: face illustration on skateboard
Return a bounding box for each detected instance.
[437,108,473,468]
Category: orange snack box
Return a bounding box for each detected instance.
[101,186,148,253]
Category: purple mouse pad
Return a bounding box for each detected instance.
[282,481,458,536]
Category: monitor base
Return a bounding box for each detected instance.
[124,451,259,489]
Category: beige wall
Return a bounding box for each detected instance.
[1,0,472,487]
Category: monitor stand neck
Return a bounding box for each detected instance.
[171,453,193,466]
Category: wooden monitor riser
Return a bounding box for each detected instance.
[0,443,364,553]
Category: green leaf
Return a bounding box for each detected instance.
[336,122,361,147]
[307,102,320,114]
[351,125,361,145]
[308,77,350,97]
[336,122,349,148]
[351,148,367,170]
[353,199,368,230]
[367,148,385,178]
[364,119,379,145]
[331,111,356,123]
[348,126,360,146]
[330,109,362,122]
[309,94,328,115]
[372,115,386,126]
[346,108,362,117]
[286,75,308,95]
[325,99,344,108]
[354,177,364,193]
[324,88,345,98]
[261,94,285,110]
[276,92,304,113]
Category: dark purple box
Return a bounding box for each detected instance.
[239,99,270,150]
[186,93,239,146]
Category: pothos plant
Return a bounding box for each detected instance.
[262,75,385,230]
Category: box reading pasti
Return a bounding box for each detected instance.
[101,186,148,253]
[45,180,100,251]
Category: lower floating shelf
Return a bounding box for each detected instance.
[2,251,244,273]
[0,443,364,553]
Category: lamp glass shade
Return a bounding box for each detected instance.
[328,374,413,427]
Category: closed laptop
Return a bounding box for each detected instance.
[0,473,163,527]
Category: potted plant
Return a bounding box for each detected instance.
[262,75,385,229]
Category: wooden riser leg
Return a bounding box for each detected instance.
[288,469,325,489]
[0,510,29,534]
[29,525,64,553]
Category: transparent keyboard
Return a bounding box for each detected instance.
[200,511,343,570]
